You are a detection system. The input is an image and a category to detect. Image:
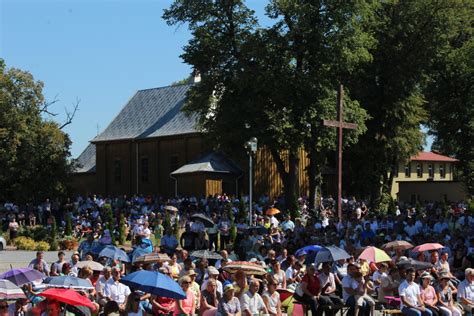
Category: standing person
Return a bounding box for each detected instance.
[8,218,19,244]
[293,265,321,316]
[398,268,432,316]
[174,276,196,316]
[262,277,282,316]
[207,213,219,251]
[419,272,440,316]
[457,268,474,316]
[217,283,241,316]
[436,272,462,316]
[218,213,231,251]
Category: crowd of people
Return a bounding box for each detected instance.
[0,194,473,316]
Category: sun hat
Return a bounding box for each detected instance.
[207,266,219,275]
[420,272,433,280]
[185,269,197,276]
[224,283,234,292]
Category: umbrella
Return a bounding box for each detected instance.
[164,205,178,212]
[66,304,92,316]
[295,245,323,257]
[397,258,434,270]
[382,240,414,251]
[99,245,130,262]
[222,261,267,276]
[39,288,96,310]
[358,246,391,263]
[315,246,351,264]
[43,276,94,290]
[412,243,444,253]
[133,253,171,264]
[120,270,186,299]
[190,250,223,260]
[0,279,27,300]
[265,208,280,216]
[191,213,214,228]
[75,261,104,271]
[247,226,268,235]
[0,268,45,286]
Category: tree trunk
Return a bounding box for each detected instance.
[270,148,299,216]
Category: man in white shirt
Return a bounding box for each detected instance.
[319,262,344,312]
[240,279,267,316]
[457,268,474,314]
[342,263,370,316]
[104,267,131,313]
[398,268,432,316]
[96,267,112,306]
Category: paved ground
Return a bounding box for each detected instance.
[0,249,73,273]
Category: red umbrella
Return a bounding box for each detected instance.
[39,288,96,310]
[412,243,444,253]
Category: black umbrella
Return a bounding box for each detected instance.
[247,226,268,235]
[397,258,433,270]
[191,213,214,228]
[315,246,352,264]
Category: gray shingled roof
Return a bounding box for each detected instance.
[92,83,198,142]
[171,152,242,175]
[75,143,96,173]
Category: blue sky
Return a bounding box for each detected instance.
[1,0,430,157]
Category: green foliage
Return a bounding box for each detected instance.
[346,0,471,204]
[65,213,73,236]
[163,212,172,232]
[15,236,50,251]
[237,198,246,222]
[425,8,474,196]
[163,0,371,209]
[0,59,75,202]
[50,217,58,251]
[173,217,179,240]
[19,226,49,242]
[118,213,126,245]
[102,204,115,244]
[378,193,396,216]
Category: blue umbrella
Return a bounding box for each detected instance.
[99,245,130,262]
[295,245,323,257]
[43,276,94,290]
[120,270,186,299]
[315,246,351,264]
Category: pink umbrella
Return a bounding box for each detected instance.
[412,243,444,253]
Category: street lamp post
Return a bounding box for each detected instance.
[245,137,258,226]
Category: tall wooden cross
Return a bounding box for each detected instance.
[322,84,358,221]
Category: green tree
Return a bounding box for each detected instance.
[65,213,73,237]
[164,1,370,209]
[0,59,75,202]
[425,14,473,196]
[346,0,469,205]
[50,217,58,251]
[118,213,126,245]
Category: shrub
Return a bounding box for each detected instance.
[15,237,37,251]
[35,241,50,251]
[50,217,58,251]
[65,212,73,236]
[59,237,79,250]
[118,214,126,245]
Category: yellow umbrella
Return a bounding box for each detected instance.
[265,208,280,216]
[358,246,391,263]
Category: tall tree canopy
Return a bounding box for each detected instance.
[0,59,75,202]
[164,0,370,211]
[346,0,472,204]
[425,8,473,197]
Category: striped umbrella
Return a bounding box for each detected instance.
[358,246,391,263]
[0,279,27,300]
[222,261,267,276]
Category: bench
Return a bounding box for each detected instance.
[381,309,402,316]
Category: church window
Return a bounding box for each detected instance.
[440,164,445,178]
[404,164,411,177]
[416,163,422,178]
